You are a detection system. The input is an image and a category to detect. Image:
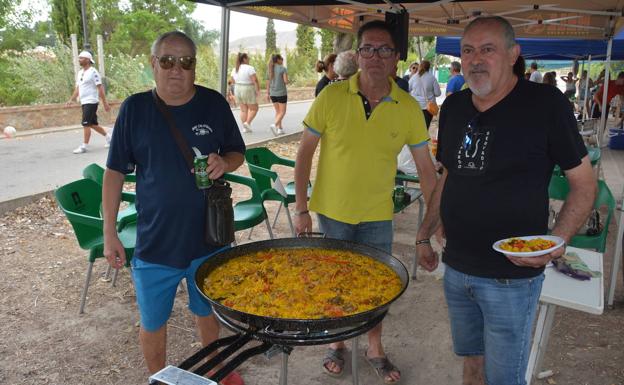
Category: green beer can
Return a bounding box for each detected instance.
[194,155,212,189]
[394,185,405,205]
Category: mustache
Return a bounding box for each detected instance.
[468,65,488,74]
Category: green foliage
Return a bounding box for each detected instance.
[265,18,277,58]
[0,21,57,52]
[318,29,335,57]
[106,10,170,56]
[105,53,154,99]
[0,45,75,105]
[0,0,11,27]
[296,25,316,59]
[286,47,316,87]
[195,45,220,90]
[50,0,90,48]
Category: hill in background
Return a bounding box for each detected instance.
[229,30,297,54]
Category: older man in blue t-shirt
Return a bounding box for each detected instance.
[102,31,245,385]
[445,61,465,96]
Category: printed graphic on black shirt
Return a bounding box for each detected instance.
[455,117,494,175]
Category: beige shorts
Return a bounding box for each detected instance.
[234,83,257,105]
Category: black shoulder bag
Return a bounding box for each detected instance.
[152,89,235,246]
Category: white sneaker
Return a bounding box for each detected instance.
[73,145,87,154]
[105,134,112,148]
[269,124,278,136]
[242,122,252,133]
[276,128,285,135]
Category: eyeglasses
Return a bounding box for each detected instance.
[357,46,395,59]
[155,55,196,70]
[464,115,481,152]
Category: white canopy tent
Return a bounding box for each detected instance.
[189,0,624,307]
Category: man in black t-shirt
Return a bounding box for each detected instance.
[415,16,595,385]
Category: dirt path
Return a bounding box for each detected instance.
[1,141,623,385]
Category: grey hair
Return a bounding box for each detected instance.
[150,31,197,57]
[462,16,516,49]
[450,61,461,73]
[334,51,358,79]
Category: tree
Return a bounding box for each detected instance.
[50,0,90,47]
[0,0,13,27]
[296,24,315,59]
[333,32,354,53]
[265,18,277,58]
[318,28,335,57]
[106,10,170,55]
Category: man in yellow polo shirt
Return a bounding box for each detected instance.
[294,20,437,384]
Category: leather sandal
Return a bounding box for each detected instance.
[322,347,347,377]
[365,351,401,384]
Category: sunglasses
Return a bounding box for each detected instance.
[155,55,196,70]
[357,46,395,59]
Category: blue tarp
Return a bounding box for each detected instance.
[436,31,624,61]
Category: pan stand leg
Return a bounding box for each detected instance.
[279,351,289,385]
[352,336,359,385]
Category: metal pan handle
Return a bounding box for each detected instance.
[297,232,326,238]
[263,324,311,337]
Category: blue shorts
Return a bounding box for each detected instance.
[443,264,544,385]
[317,214,393,254]
[131,248,228,332]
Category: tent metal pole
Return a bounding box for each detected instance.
[582,56,592,121]
[598,38,613,147]
[219,7,231,97]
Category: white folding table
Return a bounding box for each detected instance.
[526,247,604,384]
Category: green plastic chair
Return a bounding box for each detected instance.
[549,176,615,252]
[55,179,136,314]
[82,163,137,229]
[245,147,311,236]
[223,172,274,241]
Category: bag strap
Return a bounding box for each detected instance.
[151,88,195,173]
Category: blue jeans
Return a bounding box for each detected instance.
[444,264,544,385]
[317,214,393,254]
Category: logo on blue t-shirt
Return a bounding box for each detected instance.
[192,124,213,136]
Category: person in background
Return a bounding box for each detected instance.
[417,16,595,385]
[333,50,358,81]
[103,31,246,385]
[226,79,237,105]
[294,20,437,384]
[403,61,419,82]
[529,62,543,83]
[408,60,441,128]
[561,71,578,100]
[591,71,624,119]
[577,70,594,114]
[66,50,111,154]
[266,53,288,136]
[231,52,260,133]
[543,71,558,88]
[315,53,338,96]
[445,61,465,96]
[394,65,410,93]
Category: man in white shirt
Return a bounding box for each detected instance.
[66,51,111,154]
[529,62,543,83]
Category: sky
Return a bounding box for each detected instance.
[192,3,297,41]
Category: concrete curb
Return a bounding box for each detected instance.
[0,191,52,216]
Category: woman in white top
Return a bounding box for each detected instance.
[408,60,441,128]
[230,53,260,133]
[560,71,578,100]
